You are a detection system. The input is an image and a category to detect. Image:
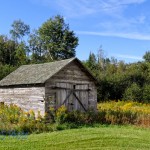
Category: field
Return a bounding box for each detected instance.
[0,125,150,150]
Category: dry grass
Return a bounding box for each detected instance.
[98,101,150,127]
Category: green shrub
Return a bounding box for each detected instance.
[98,101,150,127]
[123,83,142,102]
[105,109,137,125]
[0,101,149,134]
[0,103,50,134]
[55,105,68,124]
[143,84,150,103]
[0,64,15,80]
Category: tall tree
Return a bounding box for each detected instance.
[97,46,107,71]
[10,19,30,42]
[87,52,97,70]
[15,42,27,65]
[143,51,150,62]
[38,15,78,61]
[28,30,44,63]
[0,35,16,65]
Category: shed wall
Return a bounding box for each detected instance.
[0,87,45,116]
[45,61,97,111]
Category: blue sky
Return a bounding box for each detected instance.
[1,0,150,62]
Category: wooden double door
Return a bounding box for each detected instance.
[55,82,89,111]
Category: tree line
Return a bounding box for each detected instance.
[84,49,150,102]
[0,15,150,103]
[0,15,78,79]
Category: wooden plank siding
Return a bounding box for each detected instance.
[45,61,97,112]
[0,87,45,116]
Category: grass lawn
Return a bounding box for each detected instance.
[0,125,150,150]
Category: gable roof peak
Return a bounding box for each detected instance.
[0,57,97,87]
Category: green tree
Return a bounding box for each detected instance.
[143,84,150,103]
[28,30,44,63]
[15,42,27,65]
[38,15,78,61]
[85,52,97,73]
[10,19,30,42]
[123,83,142,102]
[0,35,16,65]
[97,46,106,71]
[0,35,29,66]
[0,64,15,80]
[143,51,150,62]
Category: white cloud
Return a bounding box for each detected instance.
[55,0,99,17]
[31,0,149,42]
[114,54,143,60]
[31,0,147,17]
[76,31,150,40]
[58,0,146,17]
[96,14,147,34]
[118,0,146,4]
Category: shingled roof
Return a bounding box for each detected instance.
[0,58,96,87]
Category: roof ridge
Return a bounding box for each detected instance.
[34,57,76,84]
[21,57,76,67]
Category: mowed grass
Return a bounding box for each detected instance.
[0,125,150,150]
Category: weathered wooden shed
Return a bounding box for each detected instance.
[0,58,97,116]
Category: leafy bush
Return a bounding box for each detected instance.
[123,83,142,102]
[105,109,137,125]
[0,103,49,134]
[0,101,150,134]
[0,64,15,80]
[98,101,150,127]
[143,84,150,103]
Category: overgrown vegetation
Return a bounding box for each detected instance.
[0,101,149,134]
[84,49,150,102]
[98,101,150,127]
[0,103,51,134]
